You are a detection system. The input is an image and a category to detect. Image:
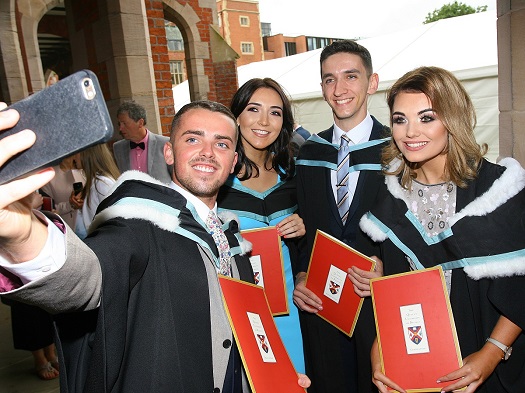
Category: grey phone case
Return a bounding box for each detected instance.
[0,69,114,184]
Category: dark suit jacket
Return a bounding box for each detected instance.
[113,130,171,184]
[294,126,311,140]
[295,116,389,393]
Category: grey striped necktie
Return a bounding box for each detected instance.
[336,134,350,223]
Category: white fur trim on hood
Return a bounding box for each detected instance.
[383,158,525,225]
[218,211,240,228]
[383,158,406,201]
[89,198,181,234]
[449,157,525,226]
[88,171,179,234]
[359,214,388,242]
[370,158,525,280]
[105,170,167,198]
[89,171,255,256]
[464,256,525,280]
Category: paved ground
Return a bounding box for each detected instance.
[0,302,59,393]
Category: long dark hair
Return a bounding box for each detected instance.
[230,78,295,181]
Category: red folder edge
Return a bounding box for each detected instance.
[371,266,463,392]
[305,230,375,336]
[241,226,288,316]
[219,275,305,393]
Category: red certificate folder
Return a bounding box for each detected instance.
[371,266,463,392]
[304,230,375,336]
[241,226,288,315]
[219,276,305,393]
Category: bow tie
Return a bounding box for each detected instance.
[130,141,145,150]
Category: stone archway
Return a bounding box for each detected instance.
[16,0,63,93]
[0,0,68,103]
[162,0,211,102]
[0,0,29,103]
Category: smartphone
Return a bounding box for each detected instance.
[0,70,114,185]
[73,181,83,194]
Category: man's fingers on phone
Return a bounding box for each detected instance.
[0,107,19,122]
[0,130,36,166]
[0,169,55,208]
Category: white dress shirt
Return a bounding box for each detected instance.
[0,210,66,284]
[330,114,373,208]
[170,181,217,223]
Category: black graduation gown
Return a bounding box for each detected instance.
[54,177,254,393]
[362,158,525,393]
[295,118,390,393]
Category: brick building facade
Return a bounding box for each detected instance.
[0,0,239,136]
[0,1,523,161]
[216,0,264,66]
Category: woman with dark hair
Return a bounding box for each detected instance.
[217,78,306,372]
[359,66,525,393]
[229,78,296,182]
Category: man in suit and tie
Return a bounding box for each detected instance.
[113,100,171,183]
[293,40,390,393]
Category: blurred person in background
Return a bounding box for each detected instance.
[40,154,85,229]
[74,143,120,238]
[114,100,171,183]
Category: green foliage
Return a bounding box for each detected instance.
[424,1,488,24]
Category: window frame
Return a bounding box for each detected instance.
[239,16,250,27]
[240,41,254,54]
[170,60,184,85]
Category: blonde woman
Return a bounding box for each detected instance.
[74,143,120,237]
[359,66,525,393]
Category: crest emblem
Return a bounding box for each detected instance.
[408,326,423,344]
[329,280,340,295]
[257,334,269,353]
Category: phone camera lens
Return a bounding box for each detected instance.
[81,78,96,100]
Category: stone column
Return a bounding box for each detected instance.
[497,0,525,165]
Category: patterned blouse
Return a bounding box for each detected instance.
[403,179,457,292]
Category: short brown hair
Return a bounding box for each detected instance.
[170,100,237,141]
[320,40,374,78]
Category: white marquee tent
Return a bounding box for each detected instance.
[174,11,499,161]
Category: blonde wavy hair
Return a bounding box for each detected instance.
[383,66,487,188]
[79,143,120,208]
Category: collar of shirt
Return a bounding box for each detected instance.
[332,113,373,145]
[136,130,149,146]
[130,130,150,172]
[169,181,217,223]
